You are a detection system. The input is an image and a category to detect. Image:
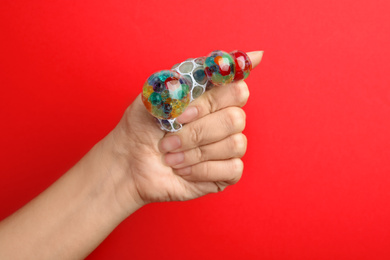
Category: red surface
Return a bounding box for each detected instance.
[1,0,390,259]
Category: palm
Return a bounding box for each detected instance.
[131,151,218,203]
[120,97,220,204]
[110,51,261,206]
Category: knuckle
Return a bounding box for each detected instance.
[194,146,205,162]
[225,107,246,132]
[205,93,219,113]
[214,181,226,193]
[189,125,203,145]
[229,159,244,184]
[200,162,211,179]
[231,133,247,157]
[234,81,250,106]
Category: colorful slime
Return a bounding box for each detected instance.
[142,70,191,120]
[142,50,252,131]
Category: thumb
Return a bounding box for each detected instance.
[247,51,264,70]
[118,94,165,139]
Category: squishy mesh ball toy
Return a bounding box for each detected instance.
[142,70,191,120]
[142,50,252,132]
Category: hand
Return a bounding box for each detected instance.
[0,51,262,260]
[102,51,263,211]
[0,50,262,260]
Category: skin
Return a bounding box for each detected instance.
[0,51,263,259]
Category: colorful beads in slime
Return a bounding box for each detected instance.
[142,70,191,119]
[142,50,254,132]
[204,50,235,85]
[230,50,252,81]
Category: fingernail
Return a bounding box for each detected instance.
[176,167,192,176]
[164,152,185,166]
[176,106,198,124]
[159,135,181,153]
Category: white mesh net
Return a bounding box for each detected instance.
[156,57,211,132]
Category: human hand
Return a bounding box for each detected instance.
[0,52,262,260]
[99,51,263,213]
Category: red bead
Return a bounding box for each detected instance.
[230,50,252,81]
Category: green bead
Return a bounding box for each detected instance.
[158,71,172,82]
[176,90,185,99]
[193,67,207,84]
[181,84,189,94]
[149,92,162,106]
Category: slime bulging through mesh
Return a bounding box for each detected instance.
[141,50,252,132]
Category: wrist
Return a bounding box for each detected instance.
[80,130,145,218]
[0,129,145,259]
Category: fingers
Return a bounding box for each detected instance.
[176,80,249,124]
[159,107,246,153]
[164,133,247,169]
[159,51,262,187]
[175,158,244,185]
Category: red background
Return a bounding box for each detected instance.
[1,0,390,259]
